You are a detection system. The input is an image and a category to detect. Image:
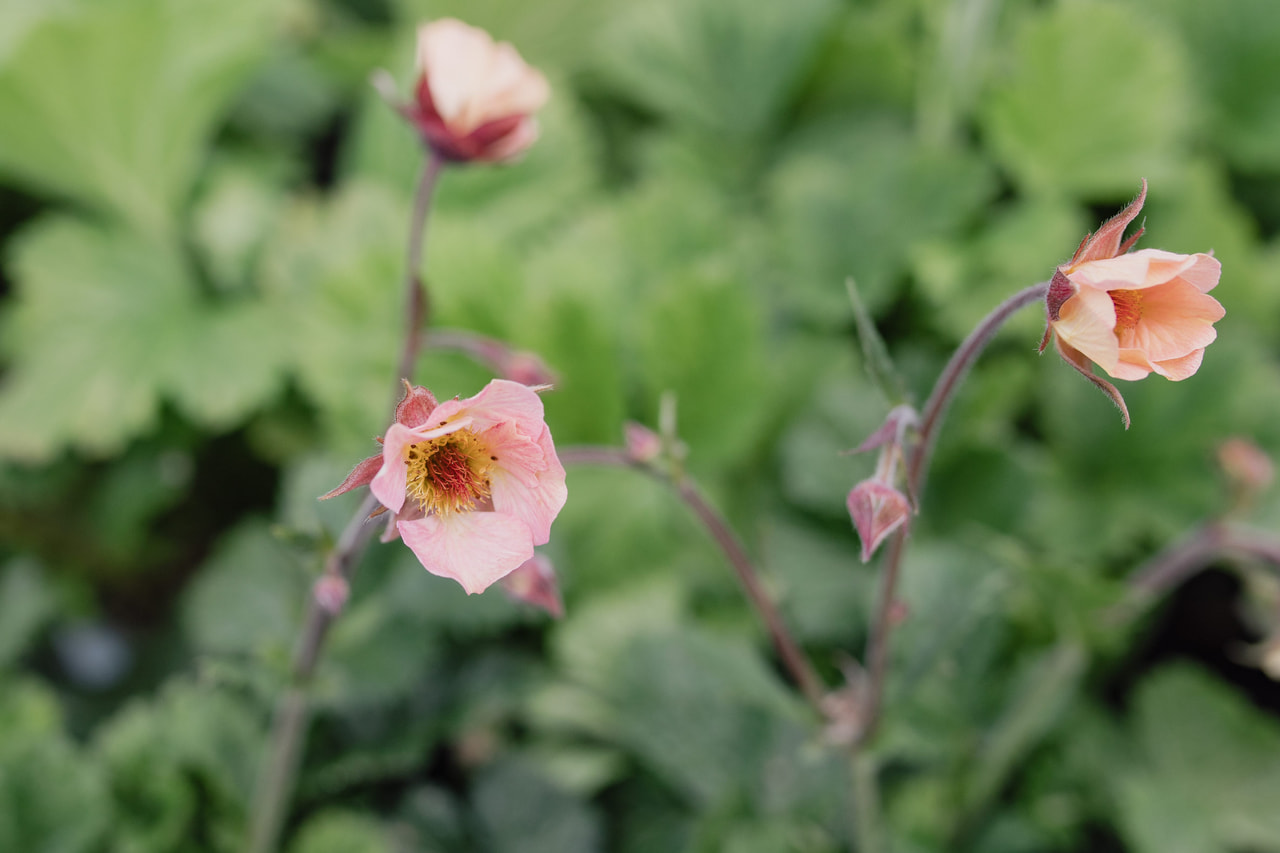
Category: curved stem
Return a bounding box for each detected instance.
[249,154,445,853]
[560,446,827,713]
[859,280,1049,743]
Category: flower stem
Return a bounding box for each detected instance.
[395,153,445,388]
[1127,521,1280,602]
[248,153,445,853]
[247,496,378,853]
[858,280,1049,744]
[559,446,828,713]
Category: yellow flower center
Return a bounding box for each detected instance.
[404,428,494,516]
[1110,289,1145,335]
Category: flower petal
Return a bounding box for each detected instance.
[1152,348,1205,381]
[1120,279,1223,362]
[489,424,566,545]
[398,512,535,594]
[370,423,415,513]
[1053,285,1120,373]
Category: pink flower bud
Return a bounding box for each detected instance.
[1218,437,1274,510]
[847,479,912,563]
[499,553,564,618]
[314,574,350,615]
[624,422,663,464]
[406,19,549,163]
[499,351,557,387]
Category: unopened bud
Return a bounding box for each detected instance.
[1218,438,1273,511]
[847,479,912,563]
[624,422,663,464]
[314,574,350,615]
[500,553,564,619]
[500,351,558,387]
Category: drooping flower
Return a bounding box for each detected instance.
[403,18,550,163]
[1040,180,1224,427]
[323,380,567,594]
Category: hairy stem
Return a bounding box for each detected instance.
[248,153,444,853]
[859,280,1049,743]
[559,446,828,713]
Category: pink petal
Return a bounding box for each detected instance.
[398,512,535,594]
[370,423,415,513]
[1053,286,1120,374]
[1120,279,1223,362]
[1066,253,1154,292]
[1151,348,1205,381]
[489,425,566,546]
[453,379,548,434]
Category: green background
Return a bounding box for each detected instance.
[2,0,1280,850]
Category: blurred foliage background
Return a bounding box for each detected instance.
[3,0,1280,850]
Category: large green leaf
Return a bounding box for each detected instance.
[1114,665,1280,853]
[980,1,1191,197]
[1120,0,1280,171]
[0,0,278,237]
[593,0,838,138]
[94,680,264,853]
[0,216,287,461]
[771,119,996,319]
[0,679,109,853]
[472,758,603,853]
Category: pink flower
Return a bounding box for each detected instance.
[1041,181,1224,427]
[323,380,567,594]
[405,19,550,163]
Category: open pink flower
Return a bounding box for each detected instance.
[1040,181,1224,427]
[323,380,567,594]
[405,19,550,163]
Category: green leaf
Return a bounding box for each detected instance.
[287,811,393,853]
[0,681,109,853]
[597,627,804,805]
[1121,0,1280,171]
[1114,665,1280,853]
[0,0,278,237]
[95,680,264,853]
[771,119,996,319]
[0,559,56,669]
[473,758,603,853]
[181,521,309,660]
[980,1,1192,197]
[593,0,838,139]
[0,216,287,461]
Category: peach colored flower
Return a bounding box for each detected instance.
[323,380,567,594]
[1041,181,1224,427]
[406,19,549,163]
